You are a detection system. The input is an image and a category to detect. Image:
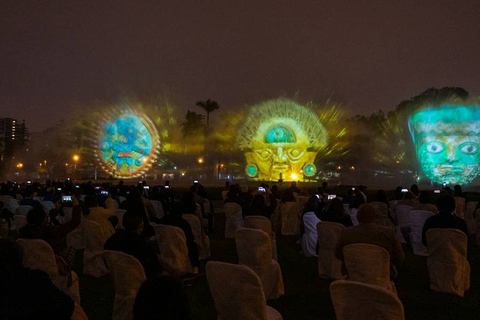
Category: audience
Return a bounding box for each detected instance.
[83,195,116,240]
[19,197,81,258]
[301,195,321,257]
[105,210,163,278]
[412,191,438,214]
[335,203,404,278]
[422,194,468,246]
[320,198,353,227]
[159,203,199,271]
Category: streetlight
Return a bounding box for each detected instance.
[16,162,23,169]
[73,154,80,178]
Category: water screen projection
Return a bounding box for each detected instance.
[95,112,160,178]
[237,99,328,181]
[409,103,480,185]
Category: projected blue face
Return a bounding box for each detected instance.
[99,113,156,177]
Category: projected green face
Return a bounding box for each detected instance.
[409,105,480,185]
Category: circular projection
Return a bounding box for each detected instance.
[237,98,328,181]
[96,112,160,178]
[409,104,480,185]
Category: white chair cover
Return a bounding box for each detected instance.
[194,203,207,229]
[206,261,283,320]
[149,200,164,219]
[17,238,81,304]
[56,207,73,225]
[465,201,478,235]
[371,202,394,228]
[82,220,108,277]
[12,215,28,232]
[154,224,192,276]
[235,228,285,300]
[330,280,405,320]
[343,243,396,294]
[67,223,86,250]
[15,205,33,216]
[348,208,359,226]
[279,202,300,235]
[41,200,56,212]
[223,203,244,239]
[317,222,345,279]
[115,209,127,230]
[302,212,321,257]
[4,198,19,215]
[270,199,282,233]
[183,214,211,260]
[394,205,412,243]
[426,229,470,297]
[112,199,120,210]
[244,215,277,261]
[118,196,126,204]
[103,250,147,320]
[408,210,434,256]
[454,197,466,219]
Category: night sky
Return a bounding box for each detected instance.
[2,0,479,132]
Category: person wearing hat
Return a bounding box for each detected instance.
[335,203,404,279]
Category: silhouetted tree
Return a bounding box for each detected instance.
[196,99,219,128]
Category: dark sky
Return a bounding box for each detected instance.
[2,0,479,132]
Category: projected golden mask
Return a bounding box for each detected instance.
[237,99,328,181]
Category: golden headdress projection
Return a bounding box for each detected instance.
[237,98,328,181]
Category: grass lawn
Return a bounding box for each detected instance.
[76,204,480,320]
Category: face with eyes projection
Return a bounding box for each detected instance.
[248,125,315,179]
[409,105,480,185]
[237,99,328,181]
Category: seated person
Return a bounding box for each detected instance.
[19,186,41,207]
[84,195,116,240]
[105,210,162,278]
[134,275,191,320]
[412,191,438,214]
[422,194,468,246]
[320,198,353,227]
[0,239,75,320]
[19,197,81,256]
[159,203,199,271]
[335,203,404,279]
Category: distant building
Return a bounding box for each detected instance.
[0,118,29,161]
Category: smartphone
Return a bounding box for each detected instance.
[67,178,71,181]
[193,180,199,184]
[143,186,150,190]
[164,186,170,189]
[27,180,32,185]
[57,187,62,192]
[101,190,109,196]
[258,187,266,193]
[95,186,101,190]
[401,188,408,193]
[315,194,320,199]
[62,195,72,202]
[434,189,441,194]
[352,187,355,191]
[328,194,336,200]
[75,185,80,189]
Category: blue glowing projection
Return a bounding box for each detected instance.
[409,104,480,185]
[97,113,160,178]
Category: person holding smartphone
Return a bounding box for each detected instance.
[18,196,81,264]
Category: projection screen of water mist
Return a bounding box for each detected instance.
[409,103,480,185]
[96,112,160,178]
[237,98,328,181]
